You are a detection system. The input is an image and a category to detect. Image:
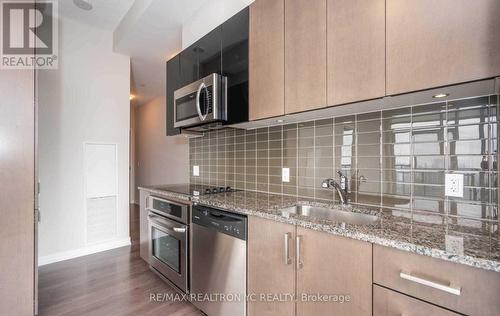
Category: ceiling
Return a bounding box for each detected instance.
[60,0,251,106]
[114,0,210,106]
[59,0,135,31]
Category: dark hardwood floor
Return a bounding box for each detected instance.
[38,204,203,316]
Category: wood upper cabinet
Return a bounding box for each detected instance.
[296,227,372,316]
[327,0,385,105]
[386,0,500,95]
[285,0,327,114]
[249,0,284,121]
[247,216,295,316]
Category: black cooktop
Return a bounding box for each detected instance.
[149,184,240,196]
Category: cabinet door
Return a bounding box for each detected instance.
[222,8,249,120]
[248,217,295,316]
[386,0,500,95]
[327,0,385,105]
[249,0,285,120]
[166,54,181,136]
[285,0,327,114]
[296,228,372,316]
[180,44,199,86]
[198,27,222,79]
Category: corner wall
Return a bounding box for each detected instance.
[38,17,131,264]
[135,96,189,195]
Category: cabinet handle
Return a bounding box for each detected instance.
[296,235,303,269]
[284,233,292,265]
[399,271,461,296]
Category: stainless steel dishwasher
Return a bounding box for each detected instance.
[191,205,247,316]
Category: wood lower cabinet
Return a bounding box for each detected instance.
[247,216,296,316]
[284,0,327,114]
[327,0,385,105]
[248,217,372,316]
[373,245,500,316]
[249,0,285,121]
[296,227,372,316]
[373,285,460,316]
[386,0,500,95]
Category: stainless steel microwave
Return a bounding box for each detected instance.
[173,73,227,129]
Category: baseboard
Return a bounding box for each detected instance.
[38,237,131,266]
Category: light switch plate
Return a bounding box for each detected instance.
[445,235,464,256]
[282,167,290,182]
[445,173,463,197]
[193,165,200,177]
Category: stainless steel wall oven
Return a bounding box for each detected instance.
[147,196,189,293]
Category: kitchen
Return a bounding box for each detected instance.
[1,0,499,315]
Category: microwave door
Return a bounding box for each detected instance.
[174,91,200,128]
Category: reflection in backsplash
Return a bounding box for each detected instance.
[190,94,499,228]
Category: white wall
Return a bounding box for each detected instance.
[38,17,130,264]
[181,0,253,49]
[135,96,189,190]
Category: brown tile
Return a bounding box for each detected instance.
[413,142,444,155]
[269,176,282,185]
[412,102,446,116]
[298,187,315,198]
[383,143,411,156]
[269,184,282,194]
[358,144,381,157]
[383,182,411,196]
[357,119,381,134]
[283,185,297,196]
[315,124,333,137]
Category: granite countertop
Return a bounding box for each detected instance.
[139,186,500,273]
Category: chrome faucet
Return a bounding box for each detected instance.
[321,171,349,205]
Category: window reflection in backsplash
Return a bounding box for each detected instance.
[190,94,499,223]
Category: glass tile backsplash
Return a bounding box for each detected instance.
[190,94,499,223]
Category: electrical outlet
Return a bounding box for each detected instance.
[445,173,463,197]
[193,165,200,177]
[282,167,290,182]
[445,235,464,256]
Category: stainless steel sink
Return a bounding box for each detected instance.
[280,205,379,226]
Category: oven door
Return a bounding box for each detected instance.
[148,212,188,292]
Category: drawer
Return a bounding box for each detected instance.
[374,285,460,316]
[373,245,500,316]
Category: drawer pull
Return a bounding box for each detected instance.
[399,272,461,296]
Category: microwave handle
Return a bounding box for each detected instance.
[196,82,207,121]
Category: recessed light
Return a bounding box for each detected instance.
[432,93,449,98]
[73,0,93,11]
[276,119,284,123]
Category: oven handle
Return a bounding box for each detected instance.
[148,214,187,235]
[196,82,207,121]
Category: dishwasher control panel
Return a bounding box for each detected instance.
[192,205,247,241]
